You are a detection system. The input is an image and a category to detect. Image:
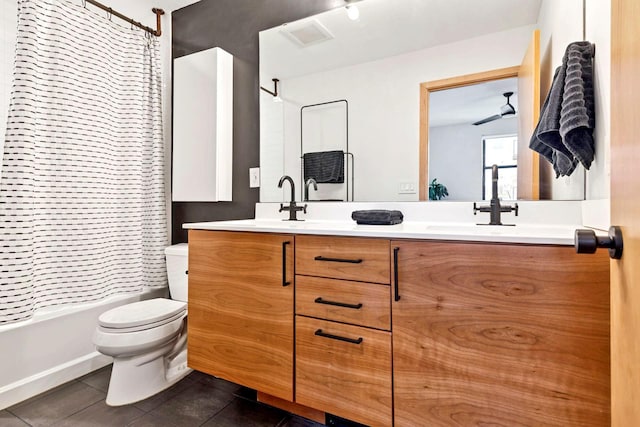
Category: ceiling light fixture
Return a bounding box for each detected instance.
[346,4,359,20]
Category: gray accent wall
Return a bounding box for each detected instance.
[171,0,341,243]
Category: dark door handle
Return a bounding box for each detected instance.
[282,241,291,286]
[393,246,400,301]
[314,256,363,264]
[315,329,363,345]
[575,226,623,259]
[314,297,363,310]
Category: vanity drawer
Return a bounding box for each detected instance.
[295,235,390,284]
[295,316,392,427]
[296,276,390,330]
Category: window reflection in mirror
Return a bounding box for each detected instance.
[483,135,518,200]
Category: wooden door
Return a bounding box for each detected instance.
[391,241,610,426]
[517,29,541,200]
[610,0,640,424]
[187,230,294,401]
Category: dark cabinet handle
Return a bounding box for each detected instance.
[185,270,188,275]
[314,297,363,310]
[314,256,363,264]
[393,247,400,301]
[282,241,291,286]
[315,329,363,345]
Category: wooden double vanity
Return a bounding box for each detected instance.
[187,226,610,426]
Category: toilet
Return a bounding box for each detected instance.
[93,243,190,406]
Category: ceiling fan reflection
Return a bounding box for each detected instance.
[472,91,516,126]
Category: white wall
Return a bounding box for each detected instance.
[536,0,585,200]
[429,117,518,201]
[260,90,285,201]
[536,0,610,201]
[585,0,611,200]
[264,25,534,202]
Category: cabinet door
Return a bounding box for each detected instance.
[391,241,610,427]
[188,230,294,401]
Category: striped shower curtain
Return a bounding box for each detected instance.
[0,0,167,323]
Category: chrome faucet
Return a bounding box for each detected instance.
[473,164,518,225]
[304,178,318,201]
[278,175,306,221]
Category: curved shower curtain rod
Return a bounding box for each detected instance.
[82,0,165,36]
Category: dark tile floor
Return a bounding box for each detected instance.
[1,366,325,427]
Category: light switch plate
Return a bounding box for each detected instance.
[249,167,260,188]
[398,182,416,194]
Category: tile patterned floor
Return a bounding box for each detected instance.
[2,366,325,427]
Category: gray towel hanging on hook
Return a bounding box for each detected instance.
[529,41,595,177]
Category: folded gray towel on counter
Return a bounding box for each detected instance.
[351,210,403,225]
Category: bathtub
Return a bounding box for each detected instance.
[0,288,167,410]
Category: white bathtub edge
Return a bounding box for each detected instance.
[1,287,168,410]
[0,351,112,410]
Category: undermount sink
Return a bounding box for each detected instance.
[422,223,575,237]
[423,223,514,235]
[213,219,356,230]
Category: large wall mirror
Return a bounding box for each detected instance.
[259,0,588,202]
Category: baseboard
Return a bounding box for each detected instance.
[257,391,325,423]
[0,351,112,410]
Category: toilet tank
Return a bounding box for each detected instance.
[165,243,188,302]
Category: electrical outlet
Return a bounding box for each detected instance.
[398,182,416,194]
[249,167,260,188]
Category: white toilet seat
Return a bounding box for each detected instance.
[97,310,186,333]
[98,298,187,330]
[94,299,188,357]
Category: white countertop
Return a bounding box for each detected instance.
[183,219,582,245]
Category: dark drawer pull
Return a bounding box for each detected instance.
[315,329,363,345]
[314,256,363,264]
[393,246,400,301]
[314,297,363,310]
[282,241,291,287]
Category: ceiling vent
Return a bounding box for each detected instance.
[280,20,334,48]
